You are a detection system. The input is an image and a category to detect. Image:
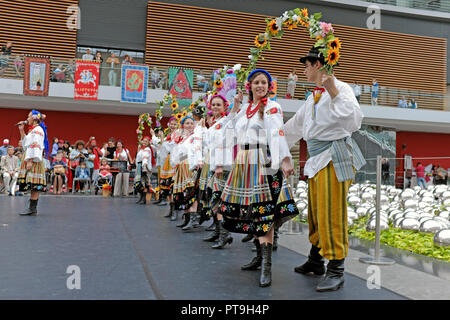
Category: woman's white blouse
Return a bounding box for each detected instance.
[23,126,45,162]
[225,99,292,170]
[208,116,235,171]
[136,147,152,172]
[283,77,363,179]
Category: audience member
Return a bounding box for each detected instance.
[53,64,66,82]
[113,140,133,197]
[122,55,131,64]
[197,70,209,92]
[74,161,91,193]
[286,68,298,99]
[151,67,160,89]
[52,151,67,195]
[1,146,19,196]
[353,81,361,103]
[66,59,75,83]
[398,96,408,108]
[82,49,94,61]
[94,52,103,64]
[0,139,9,157]
[105,138,116,160]
[159,71,168,89]
[304,88,312,100]
[94,158,113,191]
[0,42,12,74]
[87,137,103,180]
[371,78,379,106]
[416,162,426,189]
[408,98,418,109]
[13,55,23,77]
[106,53,120,86]
[435,164,447,185]
[86,147,96,178]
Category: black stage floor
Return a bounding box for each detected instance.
[0,196,406,300]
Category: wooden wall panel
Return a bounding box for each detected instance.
[0,0,78,58]
[145,1,446,109]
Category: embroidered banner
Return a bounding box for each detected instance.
[121,64,149,103]
[23,56,50,96]
[74,60,100,100]
[168,68,193,106]
[214,70,236,110]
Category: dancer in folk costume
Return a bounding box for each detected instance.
[134,136,154,205]
[17,109,50,216]
[217,69,299,287]
[283,46,365,292]
[201,95,236,249]
[159,117,179,217]
[170,116,202,222]
[151,127,164,204]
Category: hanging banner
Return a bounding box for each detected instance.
[269,77,277,101]
[23,56,50,96]
[121,64,149,103]
[168,68,193,106]
[74,60,100,100]
[214,70,236,110]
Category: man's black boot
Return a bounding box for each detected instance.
[294,245,325,276]
[241,238,262,270]
[316,259,345,292]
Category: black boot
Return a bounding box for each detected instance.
[152,196,162,204]
[182,211,200,231]
[259,242,273,287]
[273,228,279,251]
[140,192,147,205]
[294,245,325,276]
[19,199,38,216]
[157,197,168,206]
[211,221,233,249]
[316,259,345,292]
[136,191,144,204]
[176,212,190,228]
[203,217,220,242]
[170,208,179,221]
[241,238,262,270]
[241,233,253,243]
[164,202,173,218]
[205,219,216,231]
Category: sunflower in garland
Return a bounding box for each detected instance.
[267,20,279,36]
[170,102,178,110]
[325,48,340,66]
[283,19,297,30]
[182,110,188,118]
[254,34,267,47]
[328,38,342,51]
[214,79,223,90]
[175,112,183,122]
[298,8,309,27]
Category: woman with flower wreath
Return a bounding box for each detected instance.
[283,45,365,292]
[17,109,50,216]
[134,136,154,205]
[217,69,299,287]
[169,116,202,222]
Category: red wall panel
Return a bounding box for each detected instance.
[0,108,168,157]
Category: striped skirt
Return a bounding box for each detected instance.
[160,155,175,197]
[17,157,47,192]
[208,170,230,217]
[220,148,299,236]
[173,159,200,211]
[134,162,150,192]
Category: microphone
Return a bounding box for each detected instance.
[15,120,28,126]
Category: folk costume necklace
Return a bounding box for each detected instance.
[246,97,268,119]
[210,112,225,126]
[312,87,325,120]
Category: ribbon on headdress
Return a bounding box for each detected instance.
[31,109,49,157]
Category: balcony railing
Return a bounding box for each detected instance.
[363,0,450,13]
[0,54,445,110]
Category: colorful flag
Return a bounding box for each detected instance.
[74,60,100,100]
[269,77,277,101]
[23,56,50,97]
[121,64,149,103]
[168,68,193,106]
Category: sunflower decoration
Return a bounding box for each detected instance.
[182,110,188,118]
[175,112,183,122]
[136,113,152,143]
[328,38,342,51]
[254,34,267,47]
[325,48,340,66]
[170,101,178,110]
[283,19,297,30]
[214,79,223,90]
[298,8,309,27]
[267,19,280,36]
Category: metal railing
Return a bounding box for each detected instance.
[364,0,450,13]
[0,54,445,109]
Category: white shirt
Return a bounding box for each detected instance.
[207,116,235,171]
[225,99,292,170]
[136,147,152,172]
[82,53,94,61]
[353,85,361,96]
[170,125,203,170]
[283,77,363,179]
[22,126,45,162]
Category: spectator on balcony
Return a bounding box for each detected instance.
[371,78,379,106]
[82,49,94,61]
[408,98,418,109]
[197,70,210,92]
[353,81,361,103]
[398,96,408,108]
[94,52,103,64]
[106,53,120,86]
[304,88,312,100]
[159,71,168,89]
[66,59,75,83]
[286,68,298,99]
[151,67,160,89]
[1,146,19,196]
[52,64,66,82]
[122,55,131,64]
[416,162,426,189]
[13,55,23,77]
[1,42,12,55]
[0,139,9,157]
[0,42,12,74]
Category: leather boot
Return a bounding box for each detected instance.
[259,242,273,287]
[157,196,168,206]
[211,221,233,249]
[170,208,179,221]
[139,192,147,205]
[182,211,200,231]
[205,219,216,231]
[203,217,220,242]
[316,259,345,292]
[19,199,38,216]
[241,233,253,243]
[241,238,262,270]
[176,212,190,228]
[136,191,145,204]
[294,245,325,276]
[164,202,173,218]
